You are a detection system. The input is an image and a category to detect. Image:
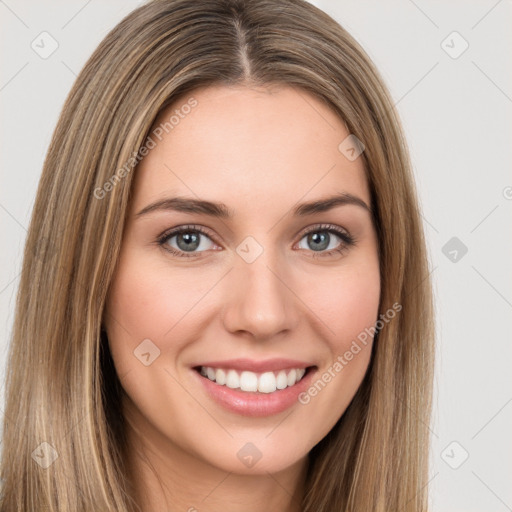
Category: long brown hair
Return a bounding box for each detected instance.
[0,0,435,510]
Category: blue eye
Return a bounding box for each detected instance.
[297,224,356,259]
[157,225,216,258]
[157,223,356,259]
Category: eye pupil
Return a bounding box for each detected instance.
[308,232,329,251]
[177,232,200,251]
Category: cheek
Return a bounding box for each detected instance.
[293,263,380,432]
[325,266,380,378]
[306,262,381,347]
[104,251,209,372]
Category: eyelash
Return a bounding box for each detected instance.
[156,223,356,259]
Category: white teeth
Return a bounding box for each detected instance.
[240,371,258,392]
[276,370,288,390]
[258,372,276,393]
[198,366,308,393]
[225,369,239,389]
[215,368,227,385]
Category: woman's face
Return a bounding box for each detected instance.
[104,84,380,476]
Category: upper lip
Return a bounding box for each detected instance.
[193,358,315,373]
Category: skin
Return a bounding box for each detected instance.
[104,84,380,512]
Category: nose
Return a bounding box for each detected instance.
[221,250,300,340]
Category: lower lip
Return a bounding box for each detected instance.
[192,367,317,417]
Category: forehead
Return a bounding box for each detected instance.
[131,84,370,216]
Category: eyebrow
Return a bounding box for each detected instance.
[136,192,372,218]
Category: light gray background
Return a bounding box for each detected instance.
[1,1,511,510]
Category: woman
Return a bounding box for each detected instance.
[0,0,435,510]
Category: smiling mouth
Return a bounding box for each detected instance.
[193,365,316,394]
